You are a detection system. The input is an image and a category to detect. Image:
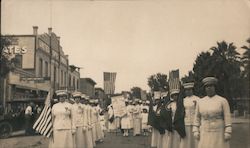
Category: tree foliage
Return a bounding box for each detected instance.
[131,87,142,99]
[192,41,244,109]
[147,73,168,91]
[241,38,250,97]
[0,36,15,78]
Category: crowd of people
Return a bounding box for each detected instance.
[33,76,232,148]
[148,76,232,148]
[48,90,105,148]
[107,98,151,137]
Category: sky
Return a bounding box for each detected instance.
[1,0,250,93]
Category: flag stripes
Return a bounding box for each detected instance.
[169,69,180,90]
[33,92,53,138]
[169,78,180,90]
[104,72,116,94]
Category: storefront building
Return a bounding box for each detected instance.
[1,26,80,113]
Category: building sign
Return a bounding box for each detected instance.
[5,36,36,69]
[3,45,27,55]
[3,36,35,69]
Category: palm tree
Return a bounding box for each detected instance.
[192,41,242,109]
[241,38,250,78]
[241,38,250,98]
[210,41,240,61]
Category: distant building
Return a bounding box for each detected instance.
[1,26,80,112]
[79,78,96,98]
[95,87,106,108]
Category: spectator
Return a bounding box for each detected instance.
[25,102,34,135]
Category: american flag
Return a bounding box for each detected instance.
[104,72,116,94]
[33,92,53,138]
[169,69,180,90]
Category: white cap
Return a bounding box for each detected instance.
[72,91,82,98]
[81,94,87,99]
[55,90,67,96]
[170,89,180,96]
[183,82,194,89]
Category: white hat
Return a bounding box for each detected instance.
[161,91,168,97]
[170,89,180,96]
[85,96,90,100]
[55,90,67,96]
[135,98,140,102]
[183,82,194,89]
[72,91,82,98]
[81,94,87,99]
[89,99,95,103]
[202,77,218,86]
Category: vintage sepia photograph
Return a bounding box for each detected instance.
[0,0,249,148]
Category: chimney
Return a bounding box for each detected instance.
[33,26,38,35]
[48,27,52,35]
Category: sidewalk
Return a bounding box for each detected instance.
[232,116,250,124]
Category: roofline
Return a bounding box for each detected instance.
[81,78,96,85]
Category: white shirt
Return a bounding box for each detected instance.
[52,102,75,130]
[25,106,32,115]
[72,103,85,127]
[183,95,199,125]
[193,95,232,133]
[142,113,148,124]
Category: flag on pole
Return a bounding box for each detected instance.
[104,72,116,94]
[33,92,53,138]
[169,69,180,95]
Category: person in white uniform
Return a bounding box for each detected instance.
[148,92,165,148]
[121,100,131,136]
[141,108,149,136]
[49,90,75,148]
[193,77,232,148]
[127,100,134,134]
[81,95,94,148]
[162,88,186,148]
[72,91,88,148]
[132,100,142,136]
[180,82,199,148]
[93,99,104,142]
[107,104,116,132]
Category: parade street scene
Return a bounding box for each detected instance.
[0,0,250,148]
